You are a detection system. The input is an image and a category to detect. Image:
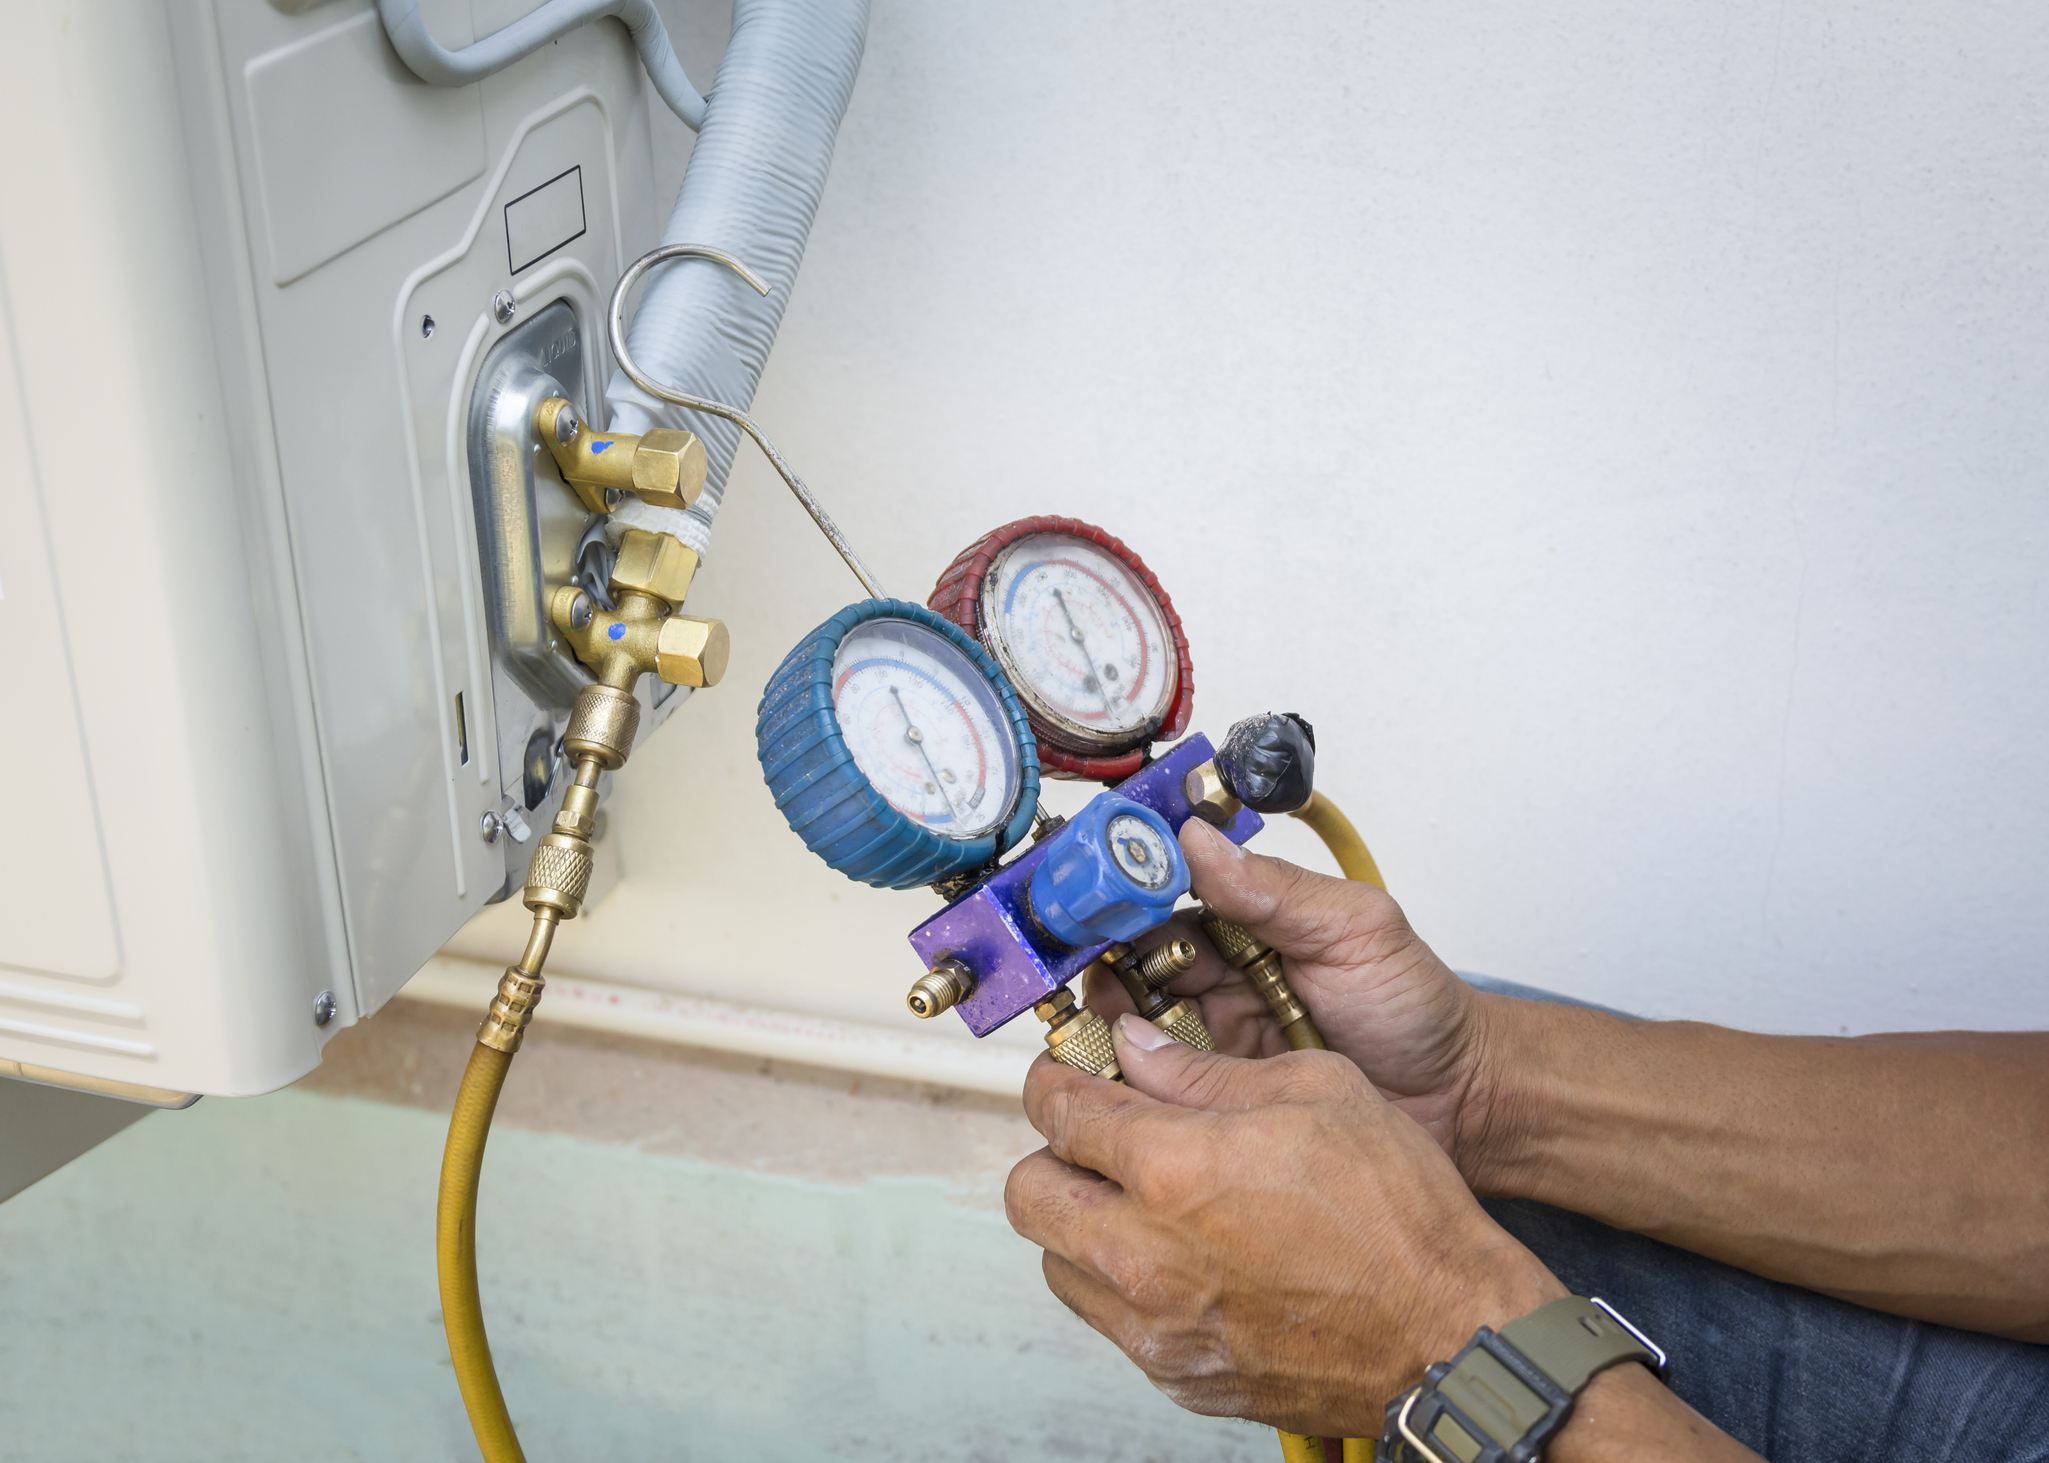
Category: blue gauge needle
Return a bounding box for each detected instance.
[891,686,962,819]
[1052,587,1117,714]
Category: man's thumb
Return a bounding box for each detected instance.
[1111,1013,1275,1112]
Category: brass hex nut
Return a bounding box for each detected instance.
[1182,760,1244,827]
[630,429,708,511]
[656,615,730,688]
[609,528,700,606]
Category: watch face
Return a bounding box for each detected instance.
[979,532,1178,754]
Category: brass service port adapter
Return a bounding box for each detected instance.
[1104,938,1215,1051]
[440,524,726,1463]
[907,958,975,1019]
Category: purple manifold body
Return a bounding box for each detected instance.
[907,735,1265,1037]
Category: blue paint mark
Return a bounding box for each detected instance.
[608,624,626,641]
[590,440,615,455]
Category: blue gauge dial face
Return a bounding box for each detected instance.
[980,533,1177,752]
[831,618,1021,841]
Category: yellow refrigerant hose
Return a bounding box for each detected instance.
[1274,790,1384,1463]
[438,1044,525,1463]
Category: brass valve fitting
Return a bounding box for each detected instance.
[907,958,976,1018]
[549,529,730,692]
[534,396,707,514]
[1198,905,1326,1050]
[1034,988,1122,1081]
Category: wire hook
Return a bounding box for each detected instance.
[607,244,888,601]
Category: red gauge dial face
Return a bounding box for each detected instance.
[978,532,1178,754]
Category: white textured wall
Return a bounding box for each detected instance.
[459,0,2049,1038]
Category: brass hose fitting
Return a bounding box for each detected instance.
[1198,905,1327,1050]
[1034,987,1122,1081]
[907,958,975,1018]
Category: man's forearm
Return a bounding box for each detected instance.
[1460,997,2049,1340]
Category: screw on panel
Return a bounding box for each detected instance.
[492,291,517,324]
[480,811,503,844]
[313,990,338,1027]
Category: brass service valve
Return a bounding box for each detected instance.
[535,396,708,514]
[549,528,729,691]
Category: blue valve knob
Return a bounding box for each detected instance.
[1029,796,1190,947]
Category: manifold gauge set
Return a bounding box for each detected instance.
[756,516,1325,1073]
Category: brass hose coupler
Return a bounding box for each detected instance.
[907,958,975,1018]
[478,968,545,1053]
[564,683,641,771]
[1198,905,1327,1050]
[1034,988,1122,1081]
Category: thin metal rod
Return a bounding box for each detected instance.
[607,244,888,601]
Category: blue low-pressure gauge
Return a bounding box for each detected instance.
[758,599,1041,889]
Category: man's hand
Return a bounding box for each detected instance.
[1082,817,1500,1163]
[1005,1017,1562,1437]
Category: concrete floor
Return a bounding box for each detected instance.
[0,1003,1273,1461]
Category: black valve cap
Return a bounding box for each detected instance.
[1215,713,1316,814]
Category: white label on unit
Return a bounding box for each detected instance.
[505,166,587,274]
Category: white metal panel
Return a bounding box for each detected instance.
[0,285,121,985]
[0,0,321,1095]
[244,9,488,285]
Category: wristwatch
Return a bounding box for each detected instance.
[1376,1296,1668,1463]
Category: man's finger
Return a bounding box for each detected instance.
[1112,1012,1289,1113]
[1003,1145,1123,1255]
[1041,1250,1130,1340]
[1181,816,1410,967]
[1020,1052,1183,1184]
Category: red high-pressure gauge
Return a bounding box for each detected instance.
[929,517,1194,781]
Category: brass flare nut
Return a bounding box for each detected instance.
[563,683,641,771]
[523,833,594,918]
[1152,998,1217,1052]
[534,396,708,514]
[478,968,545,1053]
[1034,988,1123,1082]
[611,528,700,607]
[1183,759,1244,828]
[907,959,976,1019]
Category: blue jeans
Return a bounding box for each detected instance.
[1457,976,2049,1460]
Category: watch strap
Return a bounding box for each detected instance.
[1499,1296,1667,1393]
[1379,1297,1665,1463]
